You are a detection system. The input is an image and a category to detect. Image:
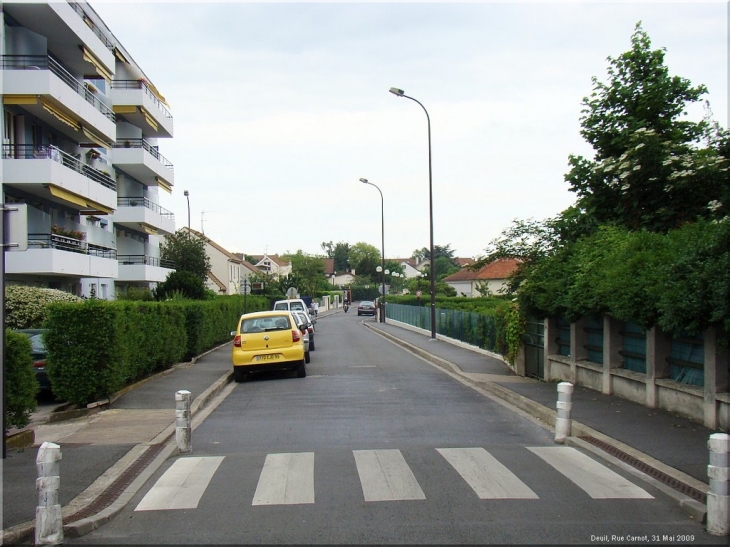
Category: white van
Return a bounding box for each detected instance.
[273,299,315,326]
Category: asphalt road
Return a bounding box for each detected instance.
[68,311,719,545]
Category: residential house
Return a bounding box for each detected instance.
[185,229,257,295]
[1,0,175,299]
[247,254,292,279]
[442,258,520,297]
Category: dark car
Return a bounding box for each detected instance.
[357,301,377,316]
[15,329,51,392]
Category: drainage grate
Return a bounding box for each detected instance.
[578,435,707,504]
[65,442,167,523]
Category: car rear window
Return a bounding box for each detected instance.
[241,316,291,333]
[291,303,305,311]
[273,303,288,310]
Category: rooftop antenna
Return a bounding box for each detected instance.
[201,211,216,236]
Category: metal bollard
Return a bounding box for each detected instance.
[555,382,574,444]
[707,433,730,536]
[35,441,63,545]
[175,389,192,453]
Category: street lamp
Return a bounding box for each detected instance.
[183,190,190,230]
[361,178,386,323]
[389,87,436,340]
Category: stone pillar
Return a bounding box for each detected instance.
[646,326,671,408]
[570,317,589,384]
[602,316,622,395]
[704,327,729,430]
[175,389,192,453]
[35,442,63,545]
[544,317,559,382]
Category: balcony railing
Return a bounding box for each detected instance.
[118,255,175,268]
[67,1,115,51]
[112,139,174,171]
[3,144,116,191]
[28,233,117,259]
[111,80,173,121]
[117,197,175,219]
[1,55,115,122]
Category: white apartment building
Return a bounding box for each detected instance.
[1,1,175,299]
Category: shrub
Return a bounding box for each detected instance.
[5,285,82,329]
[5,330,38,429]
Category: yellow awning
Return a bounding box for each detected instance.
[113,105,137,114]
[139,223,158,235]
[155,176,172,194]
[81,46,113,81]
[47,185,113,215]
[81,126,112,148]
[3,95,38,105]
[144,80,169,106]
[113,47,129,64]
[140,107,159,131]
[41,100,80,131]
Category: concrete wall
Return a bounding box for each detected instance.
[542,316,728,431]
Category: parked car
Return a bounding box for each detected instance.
[14,329,51,393]
[292,310,315,352]
[273,299,316,329]
[231,311,306,382]
[357,301,377,316]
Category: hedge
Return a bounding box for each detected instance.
[43,295,270,406]
[5,330,38,429]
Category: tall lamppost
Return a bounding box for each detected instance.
[183,190,190,230]
[359,177,386,323]
[389,87,436,340]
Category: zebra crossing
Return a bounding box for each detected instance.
[134,446,654,512]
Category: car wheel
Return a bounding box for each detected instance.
[296,360,306,378]
[310,339,315,351]
[305,351,311,364]
[357,312,361,316]
[233,367,247,383]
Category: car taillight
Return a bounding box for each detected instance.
[33,360,45,369]
[234,335,242,347]
[307,326,313,334]
[292,330,301,343]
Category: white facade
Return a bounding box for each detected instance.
[1,1,176,298]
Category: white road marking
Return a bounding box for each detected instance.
[528,446,654,499]
[437,447,539,499]
[353,449,426,502]
[135,456,224,511]
[252,452,315,505]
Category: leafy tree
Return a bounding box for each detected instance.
[565,22,728,233]
[154,270,207,301]
[283,251,325,296]
[5,330,38,429]
[160,229,211,281]
[333,242,351,272]
[348,242,381,278]
[5,286,82,329]
[433,256,459,280]
[321,241,334,258]
[411,244,458,264]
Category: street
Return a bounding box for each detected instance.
[67,311,718,545]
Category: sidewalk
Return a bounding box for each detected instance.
[2,310,720,543]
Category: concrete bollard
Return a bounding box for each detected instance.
[175,389,192,453]
[555,382,574,444]
[35,441,63,545]
[707,433,730,536]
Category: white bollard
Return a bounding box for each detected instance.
[555,382,574,444]
[175,389,192,453]
[707,433,730,536]
[35,441,63,545]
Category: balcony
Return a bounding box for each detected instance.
[111,139,174,191]
[111,80,173,138]
[6,232,118,278]
[117,254,175,283]
[1,55,116,144]
[113,196,176,235]
[3,144,117,214]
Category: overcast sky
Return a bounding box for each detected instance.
[89,0,727,260]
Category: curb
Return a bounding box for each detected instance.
[2,365,234,544]
[364,321,709,524]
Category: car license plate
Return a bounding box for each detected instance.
[256,354,281,361]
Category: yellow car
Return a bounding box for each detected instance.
[231,310,307,382]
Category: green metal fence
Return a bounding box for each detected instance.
[386,303,499,353]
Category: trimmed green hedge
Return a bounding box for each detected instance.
[44,295,270,406]
[5,330,38,429]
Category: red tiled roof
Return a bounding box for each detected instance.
[442,258,521,282]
